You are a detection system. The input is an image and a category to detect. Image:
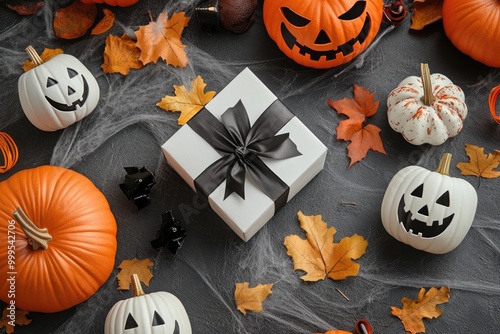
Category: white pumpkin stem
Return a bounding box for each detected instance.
[131,274,146,297]
[12,206,52,250]
[436,153,452,176]
[420,63,436,106]
[25,45,44,66]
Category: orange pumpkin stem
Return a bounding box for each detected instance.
[131,274,146,297]
[420,63,436,106]
[435,153,452,176]
[25,45,44,67]
[12,206,52,250]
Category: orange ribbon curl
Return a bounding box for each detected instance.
[0,132,19,173]
[489,84,500,125]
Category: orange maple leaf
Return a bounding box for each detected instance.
[135,11,190,67]
[22,48,64,72]
[234,282,273,315]
[91,8,115,35]
[284,211,368,282]
[53,0,97,39]
[410,0,444,30]
[102,34,143,75]
[328,84,386,168]
[157,75,216,125]
[456,144,500,179]
[391,287,450,334]
[116,257,154,290]
[0,307,32,333]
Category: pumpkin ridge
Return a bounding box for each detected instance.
[0,165,117,312]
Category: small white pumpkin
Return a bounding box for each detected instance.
[105,274,192,334]
[18,45,100,132]
[381,153,477,254]
[387,63,467,145]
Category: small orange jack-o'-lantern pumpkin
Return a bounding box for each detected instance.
[18,46,100,132]
[263,0,384,69]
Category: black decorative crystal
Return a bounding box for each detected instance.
[150,211,187,255]
[119,166,156,209]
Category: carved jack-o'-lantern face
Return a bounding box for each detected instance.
[381,154,477,254]
[263,0,384,69]
[398,184,454,238]
[18,47,100,132]
[122,310,180,333]
[44,67,91,112]
[105,275,192,334]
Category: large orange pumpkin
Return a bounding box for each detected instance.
[442,0,500,68]
[263,0,384,69]
[0,165,117,313]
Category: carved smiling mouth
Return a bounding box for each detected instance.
[398,195,454,238]
[280,13,372,61]
[45,75,90,112]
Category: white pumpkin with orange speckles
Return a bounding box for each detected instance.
[387,64,467,145]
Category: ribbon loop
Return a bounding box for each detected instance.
[189,99,301,209]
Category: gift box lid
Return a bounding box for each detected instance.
[162,67,327,241]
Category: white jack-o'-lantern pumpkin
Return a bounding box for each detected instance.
[105,274,192,334]
[18,45,100,132]
[381,153,477,254]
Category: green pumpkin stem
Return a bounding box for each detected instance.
[131,274,146,297]
[420,63,436,106]
[436,153,452,176]
[12,206,52,250]
[25,45,44,67]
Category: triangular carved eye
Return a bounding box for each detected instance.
[436,191,450,207]
[67,68,78,78]
[281,7,311,27]
[46,77,58,88]
[152,310,165,326]
[124,313,138,330]
[339,1,366,20]
[410,184,424,198]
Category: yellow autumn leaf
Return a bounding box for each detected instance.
[456,144,500,178]
[410,0,443,30]
[116,257,154,290]
[134,11,190,67]
[284,211,368,282]
[91,8,115,35]
[0,307,31,333]
[102,34,143,75]
[391,287,450,334]
[234,282,273,315]
[157,75,216,125]
[22,48,64,72]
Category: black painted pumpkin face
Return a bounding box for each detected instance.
[398,183,454,238]
[44,67,90,112]
[263,0,384,68]
[124,311,179,333]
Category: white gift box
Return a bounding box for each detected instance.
[161,68,327,241]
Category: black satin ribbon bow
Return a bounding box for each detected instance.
[188,99,301,211]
